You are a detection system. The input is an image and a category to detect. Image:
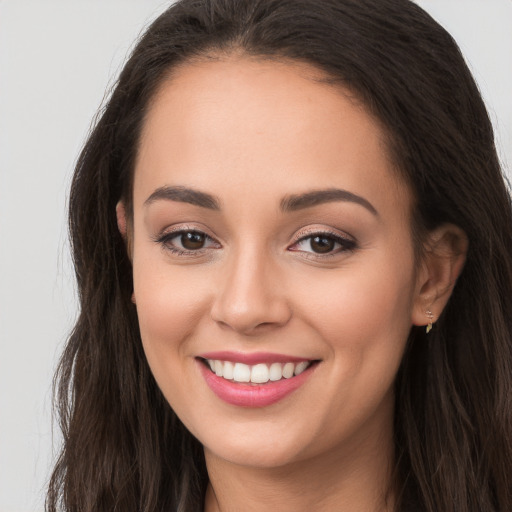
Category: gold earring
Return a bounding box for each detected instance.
[426,310,434,334]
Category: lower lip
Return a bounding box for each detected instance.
[198,360,316,408]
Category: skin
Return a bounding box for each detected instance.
[118,57,467,511]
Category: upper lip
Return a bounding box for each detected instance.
[197,351,314,365]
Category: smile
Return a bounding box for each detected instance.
[205,359,311,384]
[197,353,319,407]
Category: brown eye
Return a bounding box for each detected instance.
[156,229,220,255]
[181,231,206,250]
[289,231,356,257]
[310,235,336,254]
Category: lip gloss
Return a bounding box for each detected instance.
[197,358,316,408]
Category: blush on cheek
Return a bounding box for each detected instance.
[138,297,199,344]
[304,269,412,354]
[134,269,211,350]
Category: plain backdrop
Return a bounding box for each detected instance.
[0,1,510,511]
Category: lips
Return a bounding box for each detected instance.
[197,352,318,407]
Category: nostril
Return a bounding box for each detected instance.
[209,268,292,334]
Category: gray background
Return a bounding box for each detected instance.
[0,1,510,510]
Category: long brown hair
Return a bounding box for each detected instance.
[47,1,512,510]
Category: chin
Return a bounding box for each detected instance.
[195,413,325,470]
[204,436,307,469]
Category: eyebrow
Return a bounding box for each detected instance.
[280,188,378,216]
[144,185,377,216]
[144,185,221,210]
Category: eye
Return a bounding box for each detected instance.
[156,229,220,254]
[289,232,356,256]
[177,231,208,250]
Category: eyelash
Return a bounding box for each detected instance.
[154,227,220,257]
[289,230,357,258]
[154,227,357,258]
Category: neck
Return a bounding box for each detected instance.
[203,415,396,512]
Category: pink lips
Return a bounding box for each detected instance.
[197,352,317,408]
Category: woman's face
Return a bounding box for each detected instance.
[129,58,422,469]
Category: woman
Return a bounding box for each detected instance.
[47,0,512,511]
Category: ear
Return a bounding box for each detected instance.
[411,224,468,328]
[116,201,128,238]
[116,201,133,261]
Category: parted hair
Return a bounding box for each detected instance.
[47,1,512,511]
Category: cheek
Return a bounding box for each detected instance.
[132,253,212,365]
[294,250,416,411]
[300,263,414,344]
[132,258,216,432]
[285,258,416,449]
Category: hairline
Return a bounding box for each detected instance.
[124,48,426,269]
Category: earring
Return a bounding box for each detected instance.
[131,292,136,304]
[426,310,434,334]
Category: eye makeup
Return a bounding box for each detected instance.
[153,225,221,257]
[288,227,357,259]
[152,222,357,260]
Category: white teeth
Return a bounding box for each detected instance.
[269,362,283,381]
[233,362,251,383]
[206,359,312,383]
[250,363,270,383]
[282,362,295,379]
[294,361,309,376]
[223,361,234,380]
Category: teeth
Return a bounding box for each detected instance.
[294,361,309,376]
[282,362,294,379]
[269,362,282,381]
[233,362,251,383]
[223,361,234,380]
[206,359,311,383]
[251,363,269,384]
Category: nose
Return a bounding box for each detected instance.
[210,245,292,336]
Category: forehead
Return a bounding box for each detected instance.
[133,57,410,218]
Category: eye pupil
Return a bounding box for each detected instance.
[181,231,205,250]
[311,236,335,253]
